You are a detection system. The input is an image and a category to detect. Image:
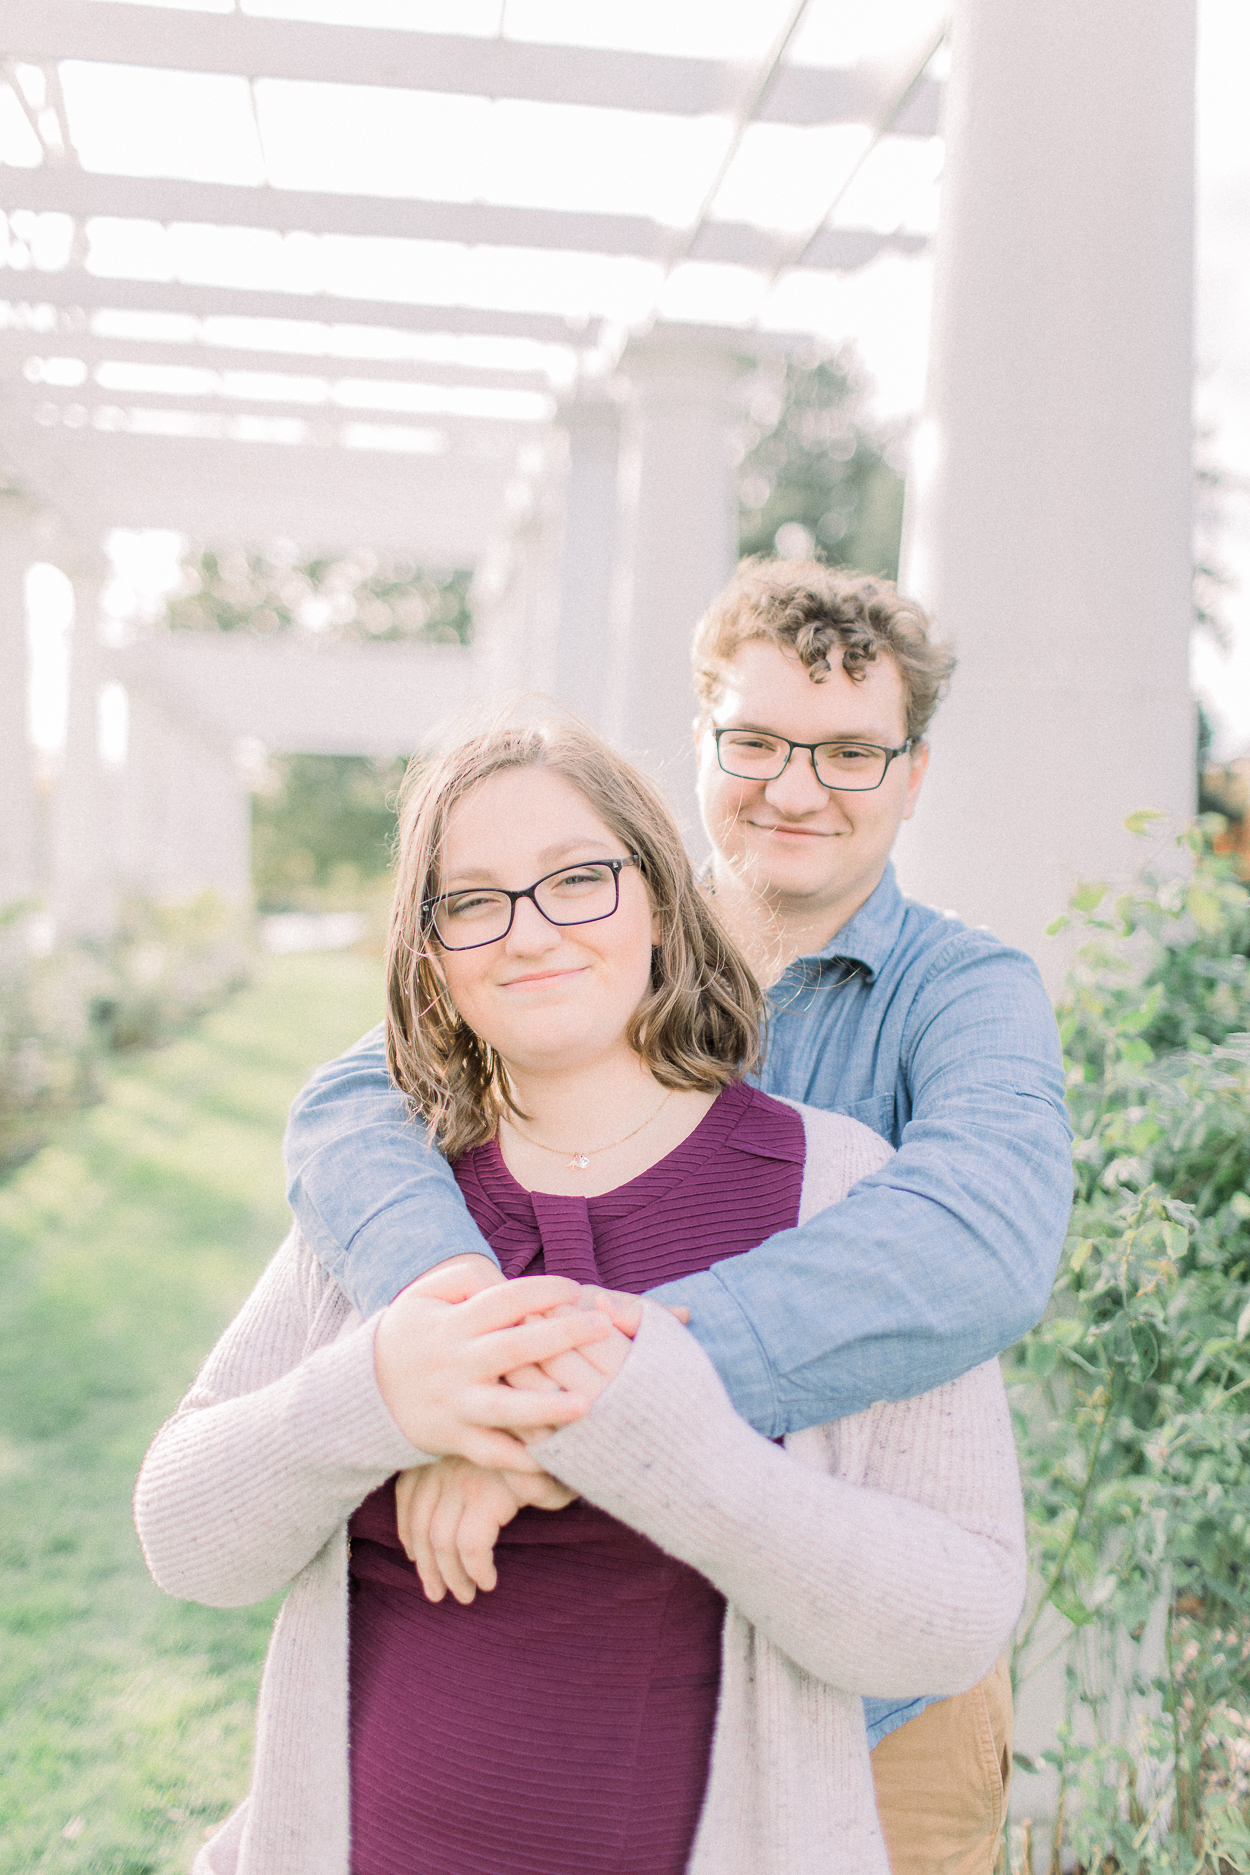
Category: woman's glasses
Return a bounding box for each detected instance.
[423,856,641,951]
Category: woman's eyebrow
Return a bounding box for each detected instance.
[439,839,619,889]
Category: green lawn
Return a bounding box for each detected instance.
[0,953,383,1875]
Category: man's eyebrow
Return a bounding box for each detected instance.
[715,718,900,743]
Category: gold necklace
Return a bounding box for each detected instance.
[507,1090,675,1170]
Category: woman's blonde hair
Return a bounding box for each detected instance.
[386,716,764,1160]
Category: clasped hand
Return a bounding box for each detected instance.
[373,1254,670,1604]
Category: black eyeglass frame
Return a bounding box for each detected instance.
[422,854,642,951]
[711,727,917,793]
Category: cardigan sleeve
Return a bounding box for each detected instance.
[536,1301,1026,1700]
[134,1229,430,1609]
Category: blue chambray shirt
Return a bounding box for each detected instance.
[284,861,1072,1748]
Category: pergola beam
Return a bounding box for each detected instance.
[0,422,514,557]
[3,387,547,445]
[0,334,557,392]
[10,0,941,134]
[0,274,603,345]
[0,168,922,273]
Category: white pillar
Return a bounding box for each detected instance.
[0,497,39,909]
[549,387,621,735]
[896,0,1197,989]
[607,331,748,846]
[117,683,252,908]
[53,550,117,938]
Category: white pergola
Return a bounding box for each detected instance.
[0,0,1197,1001]
[0,0,1204,1832]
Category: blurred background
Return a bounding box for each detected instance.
[2,4,1249,1871]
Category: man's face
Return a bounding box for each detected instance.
[696,638,929,929]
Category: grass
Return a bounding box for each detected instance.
[0,952,383,1874]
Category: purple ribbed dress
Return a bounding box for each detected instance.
[347,1081,805,1875]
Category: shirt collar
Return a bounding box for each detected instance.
[788,861,907,981]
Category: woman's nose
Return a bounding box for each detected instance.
[503,894,562,953]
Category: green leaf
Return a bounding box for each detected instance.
[1161,1222,1188,1261]
[1045,915,1071,937]
[1186,883,1224,933]
[1128,1117,1162,1153]
[1128,1320,1159,1378]
[1125,808,1168,835]
[1027,1338,1061,1380]
[1071,881,1108,914]
[1236,1300,1250,1344]
[1117,1038,1154,1067]
[1069,1239,1095,1273]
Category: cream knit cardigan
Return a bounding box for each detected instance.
[134,1103,1026,1875]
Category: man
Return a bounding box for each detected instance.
[283,559,1072,1872]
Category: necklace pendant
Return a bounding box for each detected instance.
[571,1153,590,1170]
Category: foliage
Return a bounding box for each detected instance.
[0,922,99,1175]
[737,352,905,577]
[1010,822,1250,1871]
[0,894,252,1170]
[163,545,473,647]
[251,754,406,912]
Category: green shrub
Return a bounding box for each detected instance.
[1010,821,1250,1872]
[0,894,252,1169]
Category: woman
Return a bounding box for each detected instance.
[135,718,1025,1875]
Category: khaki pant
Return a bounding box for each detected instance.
[871,1655,1013,1875]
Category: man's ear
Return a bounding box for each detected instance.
[902,740,930,821]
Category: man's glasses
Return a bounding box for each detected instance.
[423,856,641,951]
[712,727,915,793]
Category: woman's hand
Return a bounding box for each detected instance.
[394,1458,576,1603]
[511,1290,689,1436]
[373,1274,611,1472]
[508,1297,636,1442]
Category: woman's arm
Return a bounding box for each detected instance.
[134,1234,429,1607]
[134,1242,609,1610]
[535,1303,1026,1698]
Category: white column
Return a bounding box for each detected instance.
[608,331,748,847]
[896,0,1197,988]
[549,387,621,735]
[0,498,39,909]
[116,681,252,909]
[52,550,116,938]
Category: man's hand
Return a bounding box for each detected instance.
[394,1457,576,1603]
[373,1275,611,1472]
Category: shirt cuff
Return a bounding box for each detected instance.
[309,1197,502,1315]
[645,1267,780,1438]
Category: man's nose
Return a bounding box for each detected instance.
[763,744,828,811]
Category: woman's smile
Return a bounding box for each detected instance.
[499,964,591,991]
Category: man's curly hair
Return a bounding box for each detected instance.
[692,558,955,742]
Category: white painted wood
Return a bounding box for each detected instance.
[897,0,1198,992]
[607,330,748,846]
[0,498,40,909]
[10,2,941,133]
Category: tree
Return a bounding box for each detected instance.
[737,351,906,577]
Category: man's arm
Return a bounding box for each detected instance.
[283,1024,499,1315]
[650,939,1072,1435]
[285,945,1072,1437]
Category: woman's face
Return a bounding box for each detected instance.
[431,767,658,1080]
